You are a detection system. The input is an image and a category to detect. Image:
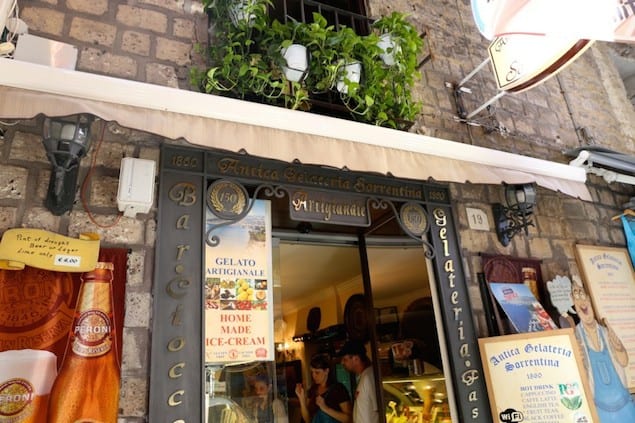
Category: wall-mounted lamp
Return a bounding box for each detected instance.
[492,183,537,246]
[42,114,93,215]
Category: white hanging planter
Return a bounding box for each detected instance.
[336,61,362,94]
[377,33,401,66]
[229,0,256,27]
[281,44,309,82]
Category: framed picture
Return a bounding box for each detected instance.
[479,329,599,423]
[575,244,635,391]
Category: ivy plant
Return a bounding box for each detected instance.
[192,1,424,130]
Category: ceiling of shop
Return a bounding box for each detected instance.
[278,242,430,312]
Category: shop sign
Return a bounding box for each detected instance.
[150,165,204,423]
[153,145,488,422]
[428,188,492,422]
[479,329,599,423]
[472,0,635,43]
[204,199,274,363]
[204,150,426,202]
[574,244,635,389]
[488,35,593,93]
[0,228,100,271]
[289,189,370,226]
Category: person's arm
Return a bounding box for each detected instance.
[295,384,311,423]
[318,383,352,423]
[604,320,629,368]
[315,397,353,423]
[315,395,351,423]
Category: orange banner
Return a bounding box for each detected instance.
[0,248,126,423]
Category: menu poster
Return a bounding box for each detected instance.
[575,244,635,390]
[479,329,598,423]
[489,282,558,333]
[205,200,274,363]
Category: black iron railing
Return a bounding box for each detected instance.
[272,0,372,33]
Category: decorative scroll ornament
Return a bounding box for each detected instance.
[206,182,286,247]
[367,198,435,258]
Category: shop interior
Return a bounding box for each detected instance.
[206,233,453,423]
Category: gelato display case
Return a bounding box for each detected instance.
[382,373,452,423]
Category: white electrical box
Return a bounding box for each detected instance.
[117,158,156,218]
[13,34,78,70]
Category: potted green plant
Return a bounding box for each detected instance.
[194,0,288,104]
[362,12,424,129]
[191,3,424,128]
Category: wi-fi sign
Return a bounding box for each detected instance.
[499,408,524,423]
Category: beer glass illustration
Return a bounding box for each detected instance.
[0,349,57,423]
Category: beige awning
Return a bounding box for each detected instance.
[0,59,591,201]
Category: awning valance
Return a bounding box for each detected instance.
[0,59,591,201]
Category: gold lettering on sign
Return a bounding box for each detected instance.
[169,362,185,378]
[168,390,185,406]
[292,192,308,210]
[166,276,190,299]
[176,245,189,261]
[167,336,185,352]
[353,177,422,199]
[434,207,480,420]
[462,370,479,386]
[471,407,479,418]
[444,259,454,273]
[291,191,367,221]
[433,209,447,226]
[171,304,183,326]
[169,183,197,206]
[176,215,190,230]
[217,158,280,181]
[171,155,198,169]
[428,190,446,202]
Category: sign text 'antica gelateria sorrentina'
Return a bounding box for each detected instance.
[212,156,424,201]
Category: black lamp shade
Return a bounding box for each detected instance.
[42,114,93,215]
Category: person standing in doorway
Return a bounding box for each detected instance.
[338,340,379,423]
[295,353,352,422]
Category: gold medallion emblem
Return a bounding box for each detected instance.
[206,180,248,219]
[400,202,428,237]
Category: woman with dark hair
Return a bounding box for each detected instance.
[295,353,352,423]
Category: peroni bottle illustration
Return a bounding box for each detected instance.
[48,262,120,423]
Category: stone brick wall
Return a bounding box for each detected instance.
[4,0,635,421]
[0,117,162,422]
[19,0,208,88]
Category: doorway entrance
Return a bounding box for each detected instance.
[151,144,491,423]
[275,237,450,423]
